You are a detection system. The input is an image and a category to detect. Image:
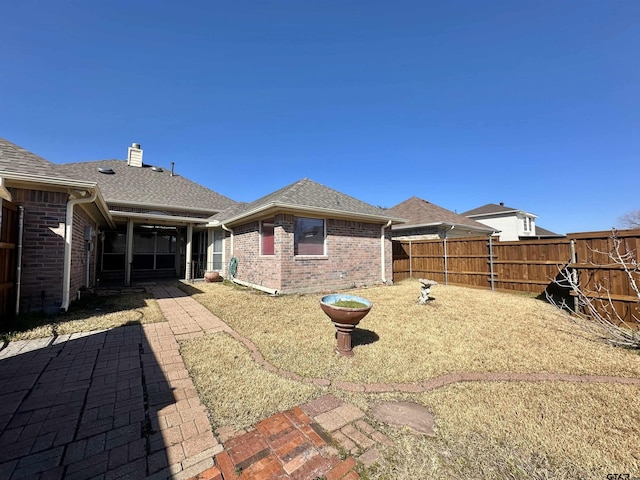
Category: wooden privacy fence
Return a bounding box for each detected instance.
[392,229,640,325]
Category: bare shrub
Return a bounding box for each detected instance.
[547,230,640,348]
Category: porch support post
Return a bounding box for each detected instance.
[125,218,134,286]
[206,227,214,272]
[185,223,193,280]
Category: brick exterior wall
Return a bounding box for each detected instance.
[229,214,393,294]
[10,187,97,314]
[70,206,97,298]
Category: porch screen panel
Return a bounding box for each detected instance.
[133,233,154,270]
[156,234,176,269]
[102,232,126,271]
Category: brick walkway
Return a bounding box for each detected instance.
[1,283,639,480]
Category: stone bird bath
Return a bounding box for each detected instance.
[320,294,372,357]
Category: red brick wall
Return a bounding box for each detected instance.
[9,187,98,313]
[70,206,97,298]
[10,188,67,313]
[230,214,393,294]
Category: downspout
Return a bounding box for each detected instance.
[443,226,454,285]
[61,189,97,312]
[381,220,392,283]
[231,277,278,295]
[15,206,24,315]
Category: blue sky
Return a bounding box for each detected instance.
[2,1,638,234]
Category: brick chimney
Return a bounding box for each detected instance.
[127,143,143,167]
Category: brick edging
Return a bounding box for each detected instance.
[224,328,640,392]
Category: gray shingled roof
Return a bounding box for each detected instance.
[0,137,71,179]
[388,197,494,231]
[215,178,401,224]
[533,225,563,237]
[461,203,521,216]
[57,159,237,213]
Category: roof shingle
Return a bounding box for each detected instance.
[0,137,71,179]
[388,197,494,231]
[57,159,237,213]
[218,178,401,224]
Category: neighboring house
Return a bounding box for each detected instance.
[207,178,403,294]
[461,202,562,241]
[0,138,402,316]
[387,197,496,240]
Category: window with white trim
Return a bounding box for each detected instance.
[261,219,275,256]
[294,217,325,256]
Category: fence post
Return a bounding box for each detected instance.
[409,240,412,278]
[570,239,578,311]
[443,236,448,285]
[488,235,495,291]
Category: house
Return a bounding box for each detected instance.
[0,138,112,315]
[207,178,404,294]
[387,196,496,240]
[0,138,402,317]
[56,144,238,285]
[461,202,562,241]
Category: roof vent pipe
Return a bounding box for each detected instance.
[171,162,175,177]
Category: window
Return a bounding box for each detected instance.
[211,229,224,270]
[523,217,531,232]
[261,219,275,255]
[294,217,325,255]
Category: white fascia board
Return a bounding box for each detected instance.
[1,172,116,228]
[392,221,497,233]
[107,199,218,215]
[1,171,97,190]
[109,210,209,225]
[220,202,403,226]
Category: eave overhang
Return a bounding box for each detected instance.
[110,210,210,227]
[0,171,115,229]
[392,221,497,234]
[106,199,218,216]
[206,202,405,227]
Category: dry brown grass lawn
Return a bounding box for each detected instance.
[184,279,640,383]
[178,279,640,479]
[1,292,165,341]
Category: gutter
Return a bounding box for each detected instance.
[381,220,392,283]
[61,188,97,312]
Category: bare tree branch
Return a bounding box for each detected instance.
[546,230,640,349]
[618,209,640,229]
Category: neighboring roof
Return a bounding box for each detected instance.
[387,197,495,232]
[213,178,403,225]
[530,225,564,238]
[57,159,237,213]
[462,203,537,218]
[0,137,71,179]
